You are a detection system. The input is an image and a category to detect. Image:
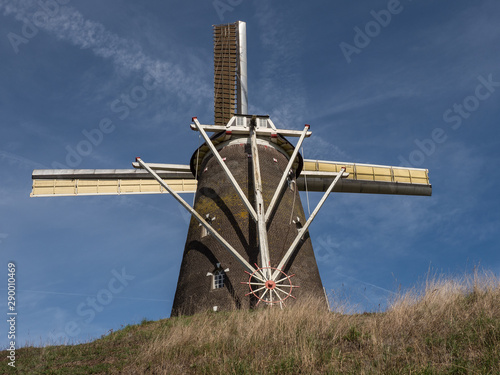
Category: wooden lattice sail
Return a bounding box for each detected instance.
[213,21,247,125]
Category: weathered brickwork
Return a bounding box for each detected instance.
[171,140,326,316]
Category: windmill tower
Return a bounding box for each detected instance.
[31,22,432,316]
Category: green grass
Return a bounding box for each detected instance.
[1,271,499,374]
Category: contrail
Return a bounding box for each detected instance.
[0,149,48,169]
[13,289,170,302]
[335,271,396,295]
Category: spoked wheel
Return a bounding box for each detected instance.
[242,265,299,307]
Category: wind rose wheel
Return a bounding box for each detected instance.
[242,265,299,307]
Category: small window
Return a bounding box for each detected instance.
[213,269,225,289]
[201,226,208,238]
[259,118,268,128]
[200,214,215,238]
[236,116,246,127]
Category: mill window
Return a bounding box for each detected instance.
[213,269,225,289]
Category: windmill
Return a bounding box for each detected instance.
[31,21,431,315]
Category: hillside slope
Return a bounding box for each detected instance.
[2,272,499,374]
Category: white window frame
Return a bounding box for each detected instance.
[206,263,230,290]
[213,269,225,289]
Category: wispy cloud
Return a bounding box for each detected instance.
[0,1,211,102]
[300,133,352,161]
[319,88,416,118]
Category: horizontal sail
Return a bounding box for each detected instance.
[31,168,196,197]
[31,160,431,197]
[31,178,196,197]
[299,160,431,196]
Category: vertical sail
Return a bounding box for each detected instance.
[213,22,247,125]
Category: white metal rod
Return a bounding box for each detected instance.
[190,123,312,138]
[265,125,309,224]
[136,157,257,275]
[132,162,191,171]
[192,117,258,222]
[236,21,248,115]
[250,123,271,277]
[300,171,349,177]
[272,168,346,280]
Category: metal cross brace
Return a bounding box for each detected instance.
[271,167,347,281]
[250,121,271,278]
[192,117,258,222]
[265,124,309,223]
[136,157,262,279]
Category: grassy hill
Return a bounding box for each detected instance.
[2,272,499,374]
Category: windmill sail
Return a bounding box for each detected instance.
[299,160,431,196]
[213,21,247,125]
[31,154,430,197]
[30,167,196,197]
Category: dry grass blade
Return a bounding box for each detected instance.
[1,270,499,374]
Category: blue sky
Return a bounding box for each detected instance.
[0,0,499,346]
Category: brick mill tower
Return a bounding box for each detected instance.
[31,21,432,316]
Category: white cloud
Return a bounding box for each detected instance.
[0,1,211,102]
